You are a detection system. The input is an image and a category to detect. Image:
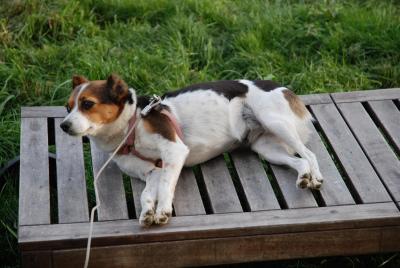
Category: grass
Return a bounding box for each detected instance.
[0,0,400,267]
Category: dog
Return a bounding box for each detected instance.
[60,74,323,226]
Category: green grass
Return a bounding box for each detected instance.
[1,0,400,267]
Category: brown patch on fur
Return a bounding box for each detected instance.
[70,74,132,124]
[67,87,81,110]
[77,80,123,124]
[72,75,88,89]
[142,110,176,142]
[283,89,308,118]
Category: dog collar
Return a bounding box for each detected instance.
[118,97,184,168]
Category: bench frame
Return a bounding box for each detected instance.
[19,89,400,267]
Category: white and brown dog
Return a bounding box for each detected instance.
[61,74,323,226]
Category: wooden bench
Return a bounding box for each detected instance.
[19,89,400,267]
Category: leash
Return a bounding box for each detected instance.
[84,113,139,268]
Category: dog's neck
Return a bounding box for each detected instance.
[89,89,138,153]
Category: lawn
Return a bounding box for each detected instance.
[1,0,400,267]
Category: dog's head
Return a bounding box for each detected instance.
[60,74,135,136]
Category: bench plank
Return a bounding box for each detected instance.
[174,168,206,216]
[300,93,332,105]
[21,106,67,118]
[130,177,146,219]
[200,155,242,213]
[54,118,89,223]
[337,102,400,202]
[19,117,50,225]
[332,88,400,103]
[368,100,400,154]
[230,150,280,211]
[19,203,400,250]
[270,164,318,208]
[306,122,355,206]
[90,144,129,221]
[311,104,391,203]
[52,226,400,268]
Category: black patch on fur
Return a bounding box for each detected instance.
[163,80,248,100]
[252,80,281,91]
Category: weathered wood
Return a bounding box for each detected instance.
[306,122,355,206]
[332,88,400,103]
[173,168,206,216]
[367,100,400,154]
[269,164,317,209]
[300,93,332,105]
[51,226,400,268]
[337,102,400,202]
[21,106,67,118]
[54,118,89,223]
[90,143,129,221]
[130,177,145,219]
[200,155,242,213]
[19,203,400,251]
[230,150,280,211]
[21,250,52,268]
[311,103,391,203]
[19,117,50,226]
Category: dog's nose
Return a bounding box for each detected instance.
[60,121,71,133]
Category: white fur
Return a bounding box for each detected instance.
[62,80,323,226]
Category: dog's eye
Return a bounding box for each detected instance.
[81,100,95,110]
[65,104,71,113]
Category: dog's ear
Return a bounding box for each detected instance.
[72,75,88,89]
[106,74,131,103]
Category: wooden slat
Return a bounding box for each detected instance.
[311,104,391,203]
[90,143,129,221]
[269,165,317,209]
[19,117,50,225]
[174,168,206,216]
[332,88,400,103]
[368,100,400,154]
[230,150,280,211]
[52,226,400,267]
[200,156,242,213]
[130,177,145,219]
[306,122,355,206]
[19,92,333,119]
[337,102,400,202]
[300,93,332,105]
[19,203,400,250]
[54,118,89,223]
[21,106,67,118]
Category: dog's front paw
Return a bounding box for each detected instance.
[309,178,323,190]
[296,173,311,189]
[139,208,155,227]
[154,208,172,225]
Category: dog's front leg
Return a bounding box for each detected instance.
[139,168,160,226]
[154,141,189,224]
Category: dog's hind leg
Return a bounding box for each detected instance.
[251,134,320,189]
[255,114,323,188]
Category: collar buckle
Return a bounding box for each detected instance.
[141,94,162,116]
